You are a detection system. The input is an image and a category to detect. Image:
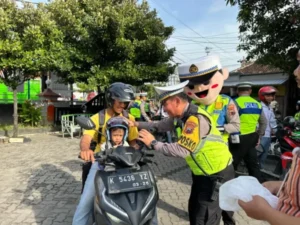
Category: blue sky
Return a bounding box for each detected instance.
[26,0,245,71]
[146,0,245,71]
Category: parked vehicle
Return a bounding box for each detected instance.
[237,116,298,181]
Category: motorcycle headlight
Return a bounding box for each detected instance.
[106,212,123,223]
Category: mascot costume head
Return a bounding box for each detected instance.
[178,55,229,105]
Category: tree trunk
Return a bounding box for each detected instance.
[13,88,18,138]
[70,83,74,106]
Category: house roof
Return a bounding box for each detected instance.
[231,62,283,74]
[224,78,288,87]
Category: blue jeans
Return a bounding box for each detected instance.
[72,162,158,225]
[259,136,271,168]
[73,162,98,225]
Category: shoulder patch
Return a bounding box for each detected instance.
[227,103,237,116]
[178,115,200,152]
[215,102,223,110]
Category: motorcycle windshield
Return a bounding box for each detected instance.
[109,146,142,167]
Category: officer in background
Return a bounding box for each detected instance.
[129,94,142,121]
[127,81,235,225]
[294,100,300,121]
[233,82,267,182]
[140,92,152,122]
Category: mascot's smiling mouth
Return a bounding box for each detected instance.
[195,89,209,98]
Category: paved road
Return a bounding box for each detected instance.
[0,134,269,225]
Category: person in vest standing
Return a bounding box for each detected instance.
[237,52,300,225]
[126,81,235,225]
[295,101,300,121]
[129,94,142,121]
[140,92,151,121]
[258,86,278,169]
[178,55,240,225]
[234,82,267,182]
[73,82,141,225]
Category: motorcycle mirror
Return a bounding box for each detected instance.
[76,116,96,130]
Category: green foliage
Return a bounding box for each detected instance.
[47,0,176,87]
[139,84,156,99]
[225,0,300,73]
[0,1,66,88]
[19,100,42,127]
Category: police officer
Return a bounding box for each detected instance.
[233,82,267,182]
[129,94,142,121]
[140,92,152,122]
[127,81,235,225]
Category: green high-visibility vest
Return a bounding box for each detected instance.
[235,96,262,135]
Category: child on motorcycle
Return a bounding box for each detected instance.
[101,117,129,151]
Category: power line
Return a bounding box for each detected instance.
[202,32,239,37]
[171,35,239,40]
[149,0,241,59]
[167,42,239,46]
[179,50,237,54]
[168,37,240,45]
[172,55,185,63]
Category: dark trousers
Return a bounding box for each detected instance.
[231,132,262,182]
[188,165,235,225]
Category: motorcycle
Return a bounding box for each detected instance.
[76,116,159,225]
[237,116,298,181]
[261,117,300,180]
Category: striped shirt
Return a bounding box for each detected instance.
[277,153,300,217]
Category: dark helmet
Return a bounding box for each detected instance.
[283,116,296,127]
[105,117,129,143]
[297,100,300,105]
[106,82,135,107]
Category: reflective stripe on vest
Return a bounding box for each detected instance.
[235,96,262,135]
[192,95,230,142]
[130,100,141,118]
[184,107,232,176]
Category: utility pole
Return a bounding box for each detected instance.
[205,47,212,56]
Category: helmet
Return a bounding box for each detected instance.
[283,116,296,127]
[297,100,300,105]
[106,82,135,107]
[258,86,277,101]
[106,117,129,143]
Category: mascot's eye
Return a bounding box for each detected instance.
[188,85,195,90]
[202,80,210,85]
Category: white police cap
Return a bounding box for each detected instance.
[178,55,222,80]
[236,82,252,88]
[140,92,147,97]
[155,80,189,102]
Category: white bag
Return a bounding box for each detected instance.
[219,176,279,211]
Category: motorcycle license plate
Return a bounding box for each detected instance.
[107,171,152,194]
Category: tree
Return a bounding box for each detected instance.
[47,0,176,89]
[0,1,65,137]
[226,0,300,73]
